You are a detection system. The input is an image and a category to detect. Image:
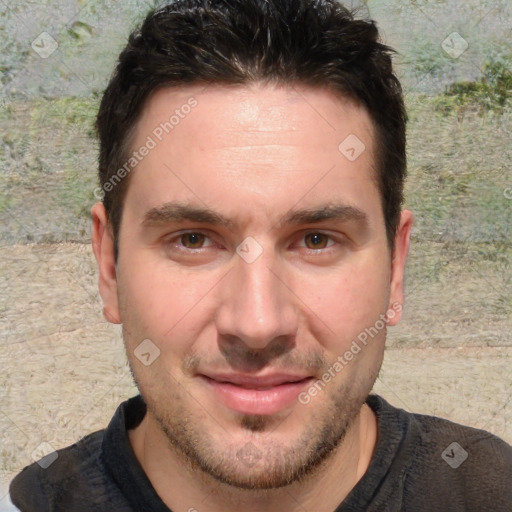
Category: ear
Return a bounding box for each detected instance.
[387,209,413,326]
[91,203,121,324]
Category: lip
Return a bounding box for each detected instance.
[200,373,314,415]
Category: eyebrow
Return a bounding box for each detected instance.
[142,202,368,231]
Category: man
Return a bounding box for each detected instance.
[9,0,512,510]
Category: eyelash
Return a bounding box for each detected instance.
[165,230,342,255]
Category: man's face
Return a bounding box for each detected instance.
[95,84,410,489]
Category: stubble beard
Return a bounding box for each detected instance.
[133,357,382,492]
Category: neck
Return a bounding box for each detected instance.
[128,403,378,512]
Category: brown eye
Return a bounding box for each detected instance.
[180,232,206,249]
[304,233,330,249]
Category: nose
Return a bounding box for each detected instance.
[215,241,299,351]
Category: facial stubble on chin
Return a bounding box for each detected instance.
[131,358,382,491]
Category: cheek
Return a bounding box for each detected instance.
[302,259,390,347]
[117,258,219,345]
[117,242,391,358]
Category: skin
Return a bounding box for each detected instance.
[92,83,413,511]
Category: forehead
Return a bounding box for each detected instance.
[125,83,380,229]
[135,83,375,155]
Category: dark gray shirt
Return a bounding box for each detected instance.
[9,394,512,511]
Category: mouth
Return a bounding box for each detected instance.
[199,373,315,415]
